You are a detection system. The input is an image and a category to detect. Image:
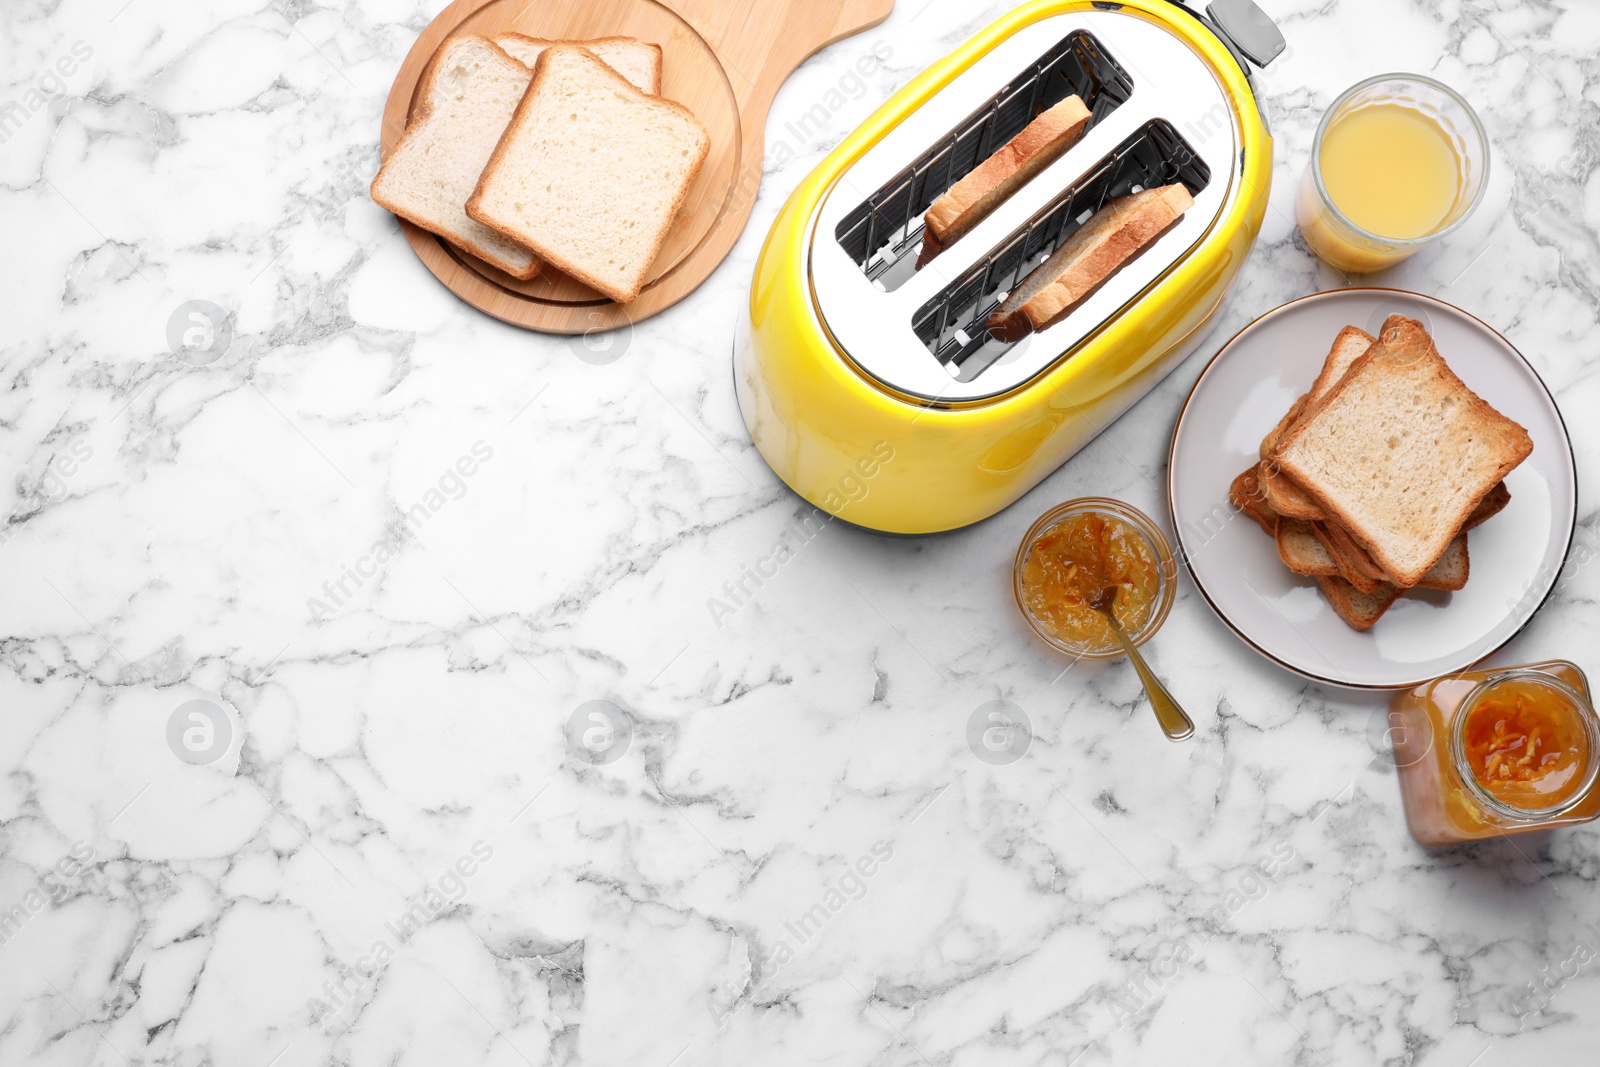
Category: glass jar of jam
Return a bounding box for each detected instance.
[1391,661,1600,847]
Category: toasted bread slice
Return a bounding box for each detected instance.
[1230,466,1277,536]
[1467,480,1511,529]
[493,33,662,93]
[919,95,1091,266]
[1316,575,1402,631]
[1256,327,1378,520]
[1272,316,1534,587]
[1266,437,1510,530]
[369,36,540,279]
[1416,536,1470,591]
[1260,395,1309,461]
[1276,517,1342,577]
[1260,428,1497,534]
[1311,521,1386,594]
[1260,327,1377,457]
[1306,326,1377,408]
[1318,518,1471,593]
[987,183,1194,341]
[467,45,710,304]
[1258,462,1325,521]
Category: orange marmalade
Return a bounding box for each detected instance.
[1391,663,1600,846]
[1020,510,1162,655]
[1460,677,1592,810]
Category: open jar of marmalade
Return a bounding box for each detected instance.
[1012,499,1176,659]
[1391,661,1600,847]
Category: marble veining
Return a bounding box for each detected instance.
[2,0,1599,1064]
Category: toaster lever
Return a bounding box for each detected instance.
[1205,0,1286,68]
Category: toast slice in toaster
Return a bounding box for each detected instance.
[986,183,1193,342]
[369,36,541,279]
[493,33,662,94]
[918,95,1091,267]
[467,45,710,304]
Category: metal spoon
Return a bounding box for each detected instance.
[1088,585,1194,741]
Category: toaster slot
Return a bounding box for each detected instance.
[833,30,1133,293]
[910,119,1211,381]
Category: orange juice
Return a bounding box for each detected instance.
[1296,77,1485,274]
[1319,104,1461,240]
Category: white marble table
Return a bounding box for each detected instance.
[3,0,1598,1064]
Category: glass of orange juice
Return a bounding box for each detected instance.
[1297,74,1489,273]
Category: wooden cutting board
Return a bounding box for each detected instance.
[378,0,896,334]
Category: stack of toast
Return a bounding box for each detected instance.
[1231,315,1533,630]
[371,34,709,304]
[908,93,1194,341]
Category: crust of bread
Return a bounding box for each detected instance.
[1466,480,1511,529]
[370,36,542,281]
[1306,326,1376,403]
[1315,575,1401,631]
[1415,536,1470,591]
[465,45,709,304]
[1276,517,1342,577]
[1257,326,1377,486]
[919,95,1090,265]
[1260,395,1308,460]
[493,32,663,94]
[1310,521,1385,594]
[1256,327,1378,511]
[1257,461,1324,521]
[1270,316,1533,587]
[1230,466,1277,535]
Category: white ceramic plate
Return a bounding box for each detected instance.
[1168,289,1577,690]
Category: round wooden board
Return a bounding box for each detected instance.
[378,0,895,335]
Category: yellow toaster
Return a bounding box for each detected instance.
[735,0,1284,534]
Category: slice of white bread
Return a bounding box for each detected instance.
[919,95,1091,266]
[370,36,540,279]
[467,45,711,304]
[493,33,662,94]
[987,183,1194,342]
[1271,316,1533,587]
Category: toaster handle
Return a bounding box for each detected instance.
[1204,0,1287,69]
